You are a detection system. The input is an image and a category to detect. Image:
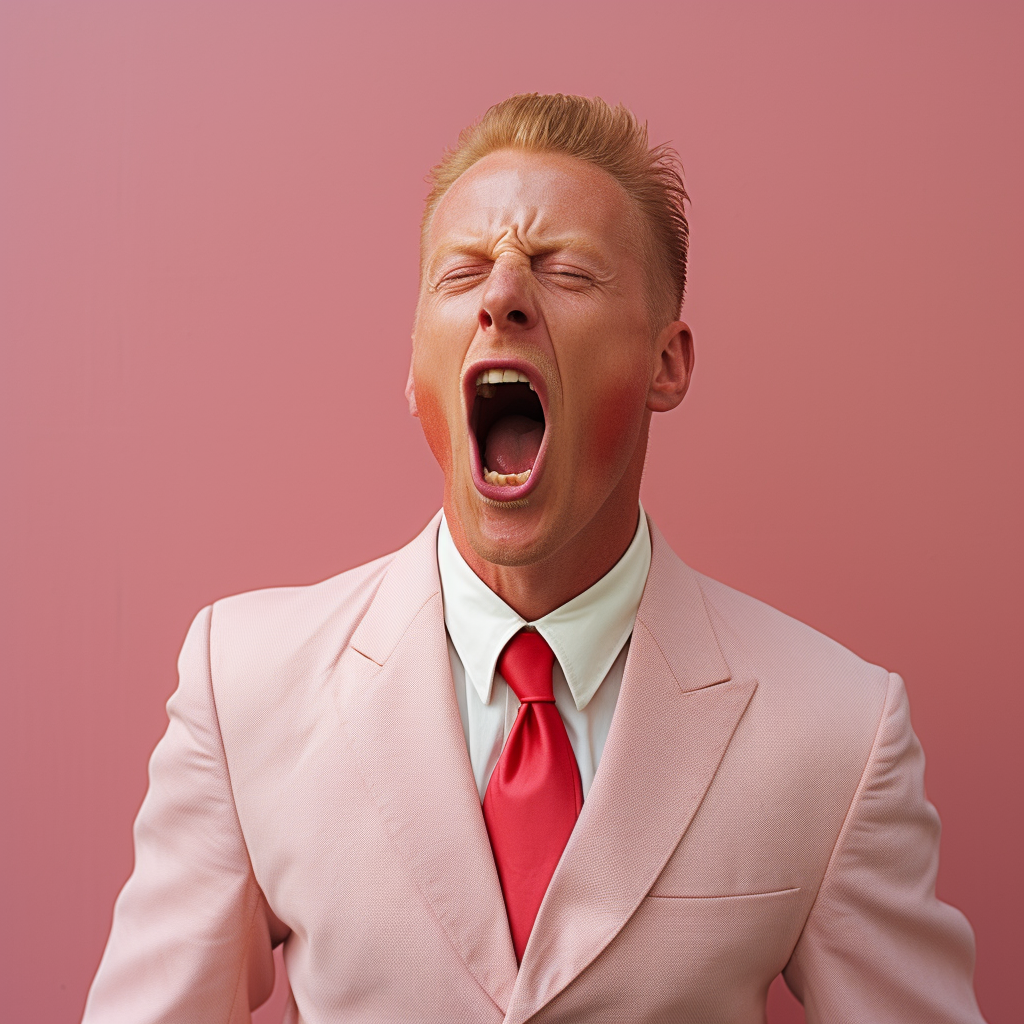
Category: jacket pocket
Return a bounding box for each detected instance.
[645,885,801,900]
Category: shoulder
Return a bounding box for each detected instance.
[697,572,886,685]
[207,551,396,700]
[694,571,894,757]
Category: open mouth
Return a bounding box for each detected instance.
[468,365,547,498]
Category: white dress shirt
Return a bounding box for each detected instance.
[437,507,652,801]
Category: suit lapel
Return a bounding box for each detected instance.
[337,514,518,1014]
[505,520,757,1023]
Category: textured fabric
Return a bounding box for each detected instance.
[82,511,986,1024]
[483,632,584,962]
[437,508,650,798]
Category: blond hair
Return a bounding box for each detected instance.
[422,93,690,325]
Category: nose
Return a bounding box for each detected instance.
[478,256,538,332]
[480,308,528,328]
[479,308,528,328]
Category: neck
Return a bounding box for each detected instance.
[447,460,645,622]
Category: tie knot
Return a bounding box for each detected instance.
[498,631,556,703]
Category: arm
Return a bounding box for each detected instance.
[82,606,282,1024]
[783,672,985,1022]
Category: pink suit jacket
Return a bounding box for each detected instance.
[83,513,984,1023]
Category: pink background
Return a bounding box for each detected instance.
[1,3,1020,1021]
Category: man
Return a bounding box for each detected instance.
[83,94,985,1023]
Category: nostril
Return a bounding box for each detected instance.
[507,309,527,325]
[479,310,493,328]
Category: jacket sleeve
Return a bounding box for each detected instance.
[783,672,986,1022]
[82,605,281,1024]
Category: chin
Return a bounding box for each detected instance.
[455,483,576,568]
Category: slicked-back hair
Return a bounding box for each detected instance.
[422,93,690,326]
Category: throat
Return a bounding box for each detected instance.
[484,414,543,476]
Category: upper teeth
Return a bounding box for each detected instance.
[475,368,535,389]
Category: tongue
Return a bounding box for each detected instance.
[484,415,544,475]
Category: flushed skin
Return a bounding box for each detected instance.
[82,140,986,1021]
[411,148,692,619]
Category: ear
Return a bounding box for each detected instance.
[405,359,419,418]
[647,321,693,413]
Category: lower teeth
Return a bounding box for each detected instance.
[484,468,531,486]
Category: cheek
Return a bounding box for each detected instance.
[411,322,462,474]
[577,368,650,468]
[415,379,454,475]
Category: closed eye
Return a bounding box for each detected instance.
[434,265,491,289]
[531,256,595,285]
[538,267,594,289]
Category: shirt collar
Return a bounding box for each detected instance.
[437,506,651,710]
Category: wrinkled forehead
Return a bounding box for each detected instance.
[425,149,643,261]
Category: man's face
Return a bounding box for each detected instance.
[412,148,665,567]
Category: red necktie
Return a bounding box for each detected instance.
[483,631,584,962]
